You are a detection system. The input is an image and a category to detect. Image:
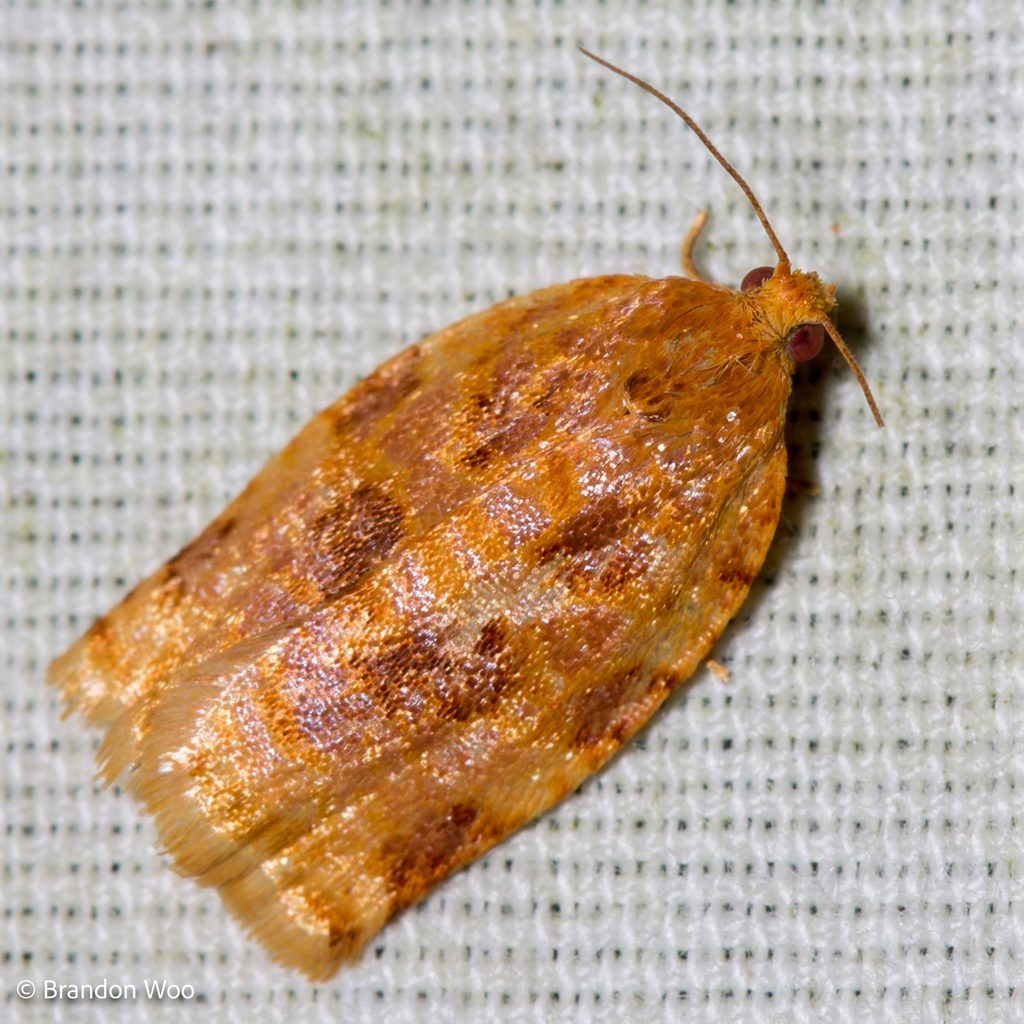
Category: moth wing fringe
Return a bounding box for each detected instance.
[218,867,369,980]
[47,632,119,727]
[100,677,251,879]
[100,665,369,979]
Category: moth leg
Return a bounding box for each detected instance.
[680,209,712,282]
[785,476,822,497]
[705,657,730,682]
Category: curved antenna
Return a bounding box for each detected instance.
[818,317,885,428]
[579,47,789,267]
[582,47,884,429]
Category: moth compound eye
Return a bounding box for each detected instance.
[740,266,774,292]
[785,323,825,362]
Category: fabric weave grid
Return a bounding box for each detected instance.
[2,2,1022,1021]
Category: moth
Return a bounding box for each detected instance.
[48,50,882,979]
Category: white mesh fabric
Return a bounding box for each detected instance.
[2,2,1023,1021]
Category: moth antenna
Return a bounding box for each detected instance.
[579,47,790,268]
[582,47,884,430]
[818,317,885,428]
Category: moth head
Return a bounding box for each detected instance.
[737,260,883,425]
[741,264,826,362]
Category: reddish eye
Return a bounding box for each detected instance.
[740,266,774,291]
[786,323,824,362]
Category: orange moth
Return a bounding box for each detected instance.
[48,49,883,979]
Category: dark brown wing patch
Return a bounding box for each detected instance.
[313,484,405,592]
